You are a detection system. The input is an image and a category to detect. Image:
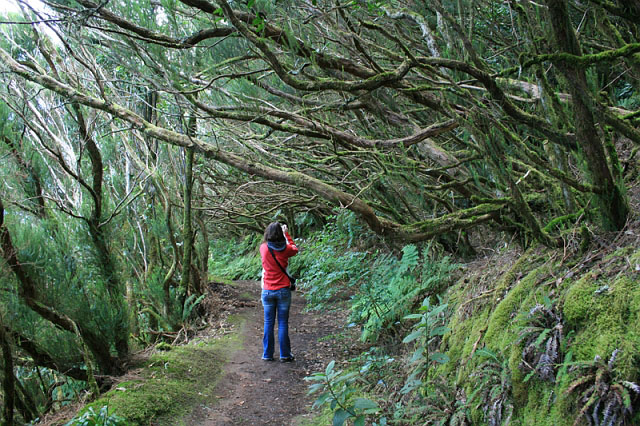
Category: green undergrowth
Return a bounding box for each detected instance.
[297,217,640,425]
[73,316,244,425]
[208,214,640,424]
[209,234,262,280]
[435,244,639,424]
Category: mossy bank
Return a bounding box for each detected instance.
[441,243,640,425]
[75,315,244,425]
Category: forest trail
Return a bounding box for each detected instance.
[182,280,349,426]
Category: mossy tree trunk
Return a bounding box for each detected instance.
[0,315,15,425]
[72,104,130,359]
[1,135,46,219]
[195,210,209,291]
[162,191,179,329]
[546,0,629,231]
[180,108,198,299]
[0,199,122,375]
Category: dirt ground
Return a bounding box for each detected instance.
[184,280,355,426]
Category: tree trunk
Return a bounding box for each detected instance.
[14,375,38,422]
[195,178,209,290]
[2,136,47,219]
[546,0,629,230]
[73,104,130,359]
[180,110,197,297]
[0,316,15,425]
[0,198,122,375]
[162,196,178,328]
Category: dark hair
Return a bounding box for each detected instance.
[264,222,285,243]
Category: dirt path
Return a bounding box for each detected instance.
[185,280,350,426]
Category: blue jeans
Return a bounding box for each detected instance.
[261,288,292,359]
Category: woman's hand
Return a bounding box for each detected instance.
[281,224,288,235]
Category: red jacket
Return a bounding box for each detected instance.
[260,232,298,290]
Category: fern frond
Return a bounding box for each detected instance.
[621,380,640,394]
[566,375,594,395]
[574,391,599,426]
[607,349,619,370]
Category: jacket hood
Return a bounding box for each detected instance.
[267,241,287,251]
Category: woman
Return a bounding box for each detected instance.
[259,222,298,362]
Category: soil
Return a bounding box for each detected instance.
[183,280,355,426]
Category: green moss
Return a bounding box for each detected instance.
[484,264,550,349]
[413,236,640,426]
[81,320,244,425]
[439,307,489,381]
[604,245,635,262]
[209,275,235,286]
[628,248,640,266]
[562,274,640,378]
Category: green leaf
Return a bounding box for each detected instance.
[410,348,425,363]
[429,303,448,316]
[308,383,325,394]
[403,313,423,320]
[354,398,378,411]
[402,329,423,343]
[330,398,338,410]
[354,415,365,426]
[333,408,352,426]
[429,352,450,364]
[313,391,332,408]
[326,360,335,375]
[429,325,450,337]
[475,348,498,362]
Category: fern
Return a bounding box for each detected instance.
[182,294,206,322]
[398,376,470,425]
[470,348,514,426]
[518,303,564,383]
[566,350,640,426]
[351,244,456,342]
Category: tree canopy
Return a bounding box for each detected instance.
[0,0,638,421]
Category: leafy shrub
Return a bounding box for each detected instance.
[401,297,450,390]
[288,211,370,308]
[64,405,127,426]
[305,360,380,426]
[350,244,456,342]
